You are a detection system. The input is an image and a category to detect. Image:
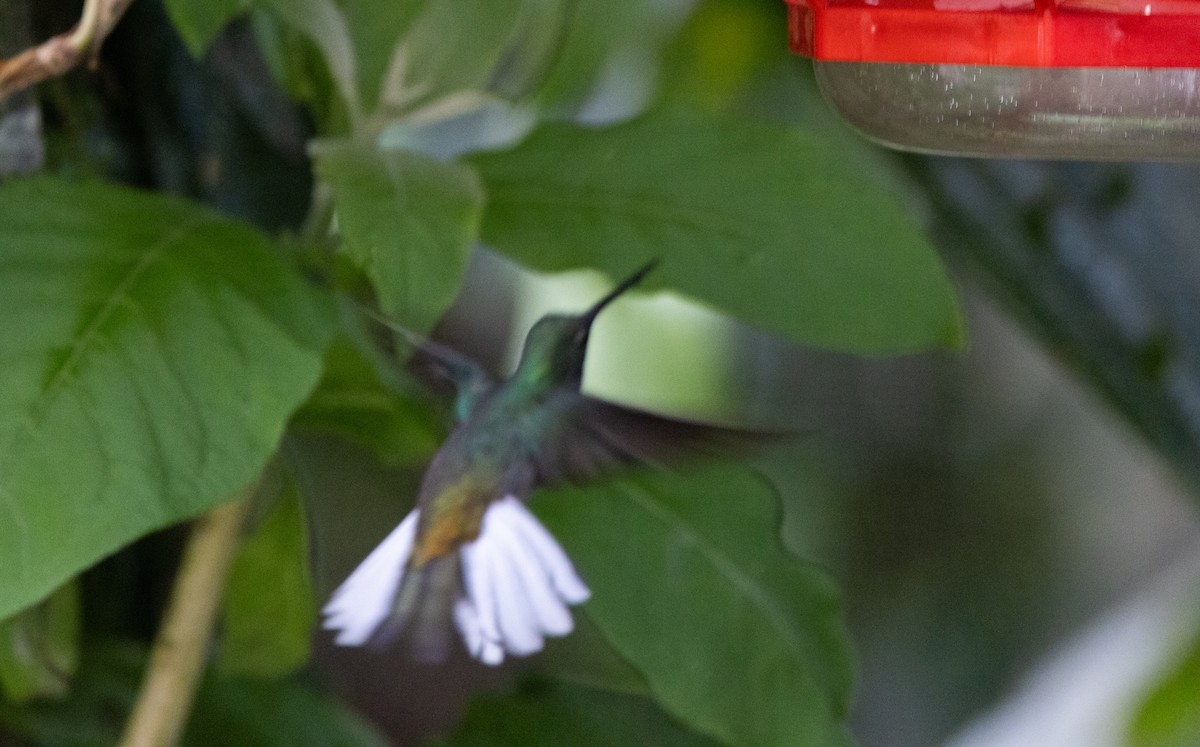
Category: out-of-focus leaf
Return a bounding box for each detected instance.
[534,467,854,747]
[469,108,961,355]
[436,681,720,747]
[1130,624,1200,747]
[532,0,682,118]
[372,0,522,115]
[186,673,390,747]
[166,0,361,126]
[251,10,339,131]
[161,0,248,57]
[908,158,1200,495]
[315,143,483,333]
[291,338,443,466]
[662,0,779,112]
[0,177,333,622]
[0,640,142,746]
[537,610,649,697]
[480,0,574,103]
[256,0,361,124]
[217,484,314,678]
[0,583,79,702]
[338,0,425,113]
[0,640,388,747]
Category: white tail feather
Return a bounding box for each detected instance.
[322,496,589,666]
[322,509,420,645]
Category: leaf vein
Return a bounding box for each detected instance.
[621,483,811,662]
[34,217,215,431]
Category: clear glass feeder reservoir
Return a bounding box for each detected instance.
[786,0,1200,159]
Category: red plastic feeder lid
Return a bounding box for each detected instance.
[787,0,1200,66]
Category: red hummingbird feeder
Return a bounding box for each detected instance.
[785,0,1200,158]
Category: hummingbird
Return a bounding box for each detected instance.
[323,261,762,665]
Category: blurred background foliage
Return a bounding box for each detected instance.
[2,0,1199,746]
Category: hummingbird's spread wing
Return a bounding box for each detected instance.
[359,304,496,421]
[532,394,786,485]
[405,337,494,422]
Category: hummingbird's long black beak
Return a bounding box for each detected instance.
[581,260,659,325]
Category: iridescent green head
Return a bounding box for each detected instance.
[514,261,657,387]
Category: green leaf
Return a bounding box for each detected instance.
[338,0,426,113]
[437,681,721,747]
[161,0,248,56]
[533,468,855,747]
[291,338,443,466]
[0,640,143,746]
[0,640,389,747]
[661,1,783,112]
[217,483,315,678]
[537,610,650,698]
[0,177,334,622]
[469,108,961,355]
[371,0,523,113]
[1130,625,1200,747]
[186,674,389,747]
[0,583,79,702]
[257,0,362,124]
[315,143,484,332]
[250,11,342,132]
[531,0,678,115]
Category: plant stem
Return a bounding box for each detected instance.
[117,492,254,747]
[0,0,134,103]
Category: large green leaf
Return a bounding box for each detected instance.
[469,108,961,355]
[217,484,315,678]
[315,143,483,333]
[437,681,720,747]
[0,177,333,621]
[533,468,854,747]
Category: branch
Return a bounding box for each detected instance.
[0,0,135,103]
[117,491,254,747]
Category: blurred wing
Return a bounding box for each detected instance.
[532,394,789,486]
[404,336,495,422]
[359,304,495,421]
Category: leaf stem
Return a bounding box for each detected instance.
[117,491,253,747]
[301,180,335,248]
